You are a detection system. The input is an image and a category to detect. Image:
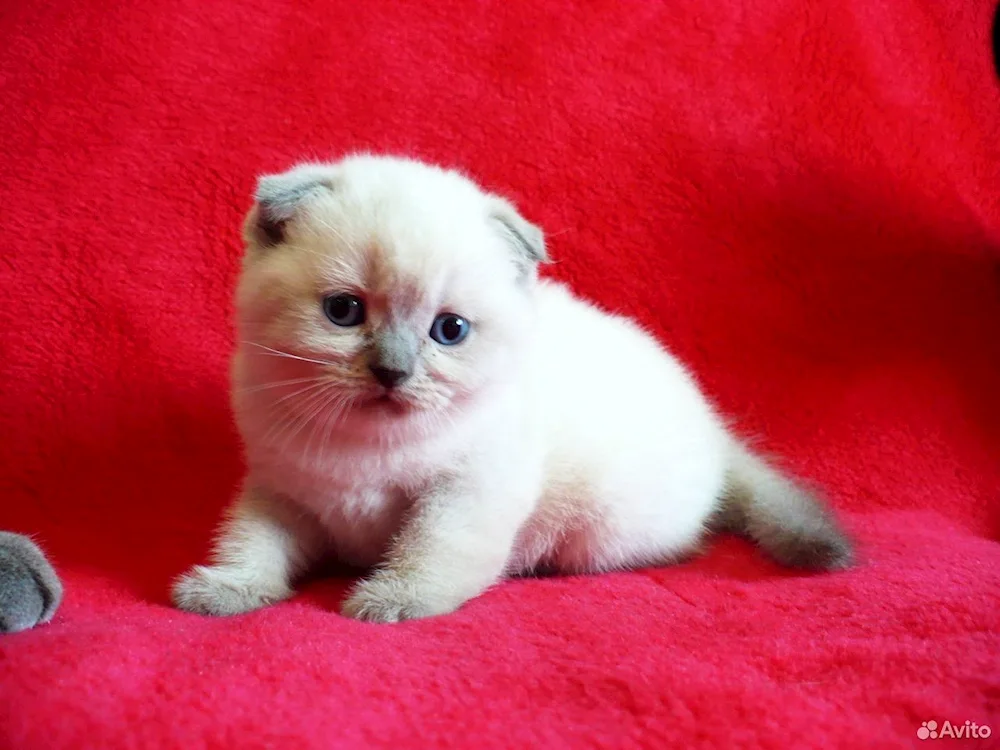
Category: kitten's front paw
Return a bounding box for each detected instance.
[172,565,292,616]
[341,573,459,623]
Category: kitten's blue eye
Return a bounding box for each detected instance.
[323,294,366,327]
[429,313,470,345]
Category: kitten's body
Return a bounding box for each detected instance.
[174,155,852,622]
[238,280,723,575]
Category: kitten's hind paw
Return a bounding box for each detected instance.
[171,565,292,616]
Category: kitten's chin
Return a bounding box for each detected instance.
[336,399,446,447]
[342,390,440,434]
[342,386,483,444]
[360,393,414,416]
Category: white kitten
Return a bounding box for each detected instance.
[173,155,853,622]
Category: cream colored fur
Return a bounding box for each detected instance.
[172,155,852,623]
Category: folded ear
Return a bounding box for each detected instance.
[244,165,338,248]
[488,196,548,281]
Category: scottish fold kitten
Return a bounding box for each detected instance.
[173,155,853,623]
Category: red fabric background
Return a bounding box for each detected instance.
[1,1,998,747]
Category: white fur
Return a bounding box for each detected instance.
[172,155,740,622]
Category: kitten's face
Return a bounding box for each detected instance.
[233,157,545,443]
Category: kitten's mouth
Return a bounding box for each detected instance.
[361,392,413,415]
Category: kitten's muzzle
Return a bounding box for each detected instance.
[369,327,418,390]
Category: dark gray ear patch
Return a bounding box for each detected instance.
[488,197,548,279]
[250,167,338,247]
[254,204,289,246]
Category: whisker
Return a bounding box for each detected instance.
[316,395,349,458]
[265,395,323,452]
[271,379,333,410]
[303,388,351,461]
[237,376,327,395]
[241,341,338,368]
[277,383,341,452]
[260,381,334,446]
[301,386,338,458]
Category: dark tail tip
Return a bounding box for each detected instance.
[762,523,855,571]
[719,443,856,573]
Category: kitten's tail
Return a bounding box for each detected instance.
[712,442,855,571]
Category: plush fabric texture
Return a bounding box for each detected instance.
[1,1,998,747]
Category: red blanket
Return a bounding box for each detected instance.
[1,1,998,747]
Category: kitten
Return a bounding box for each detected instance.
[0,532,63,633]
[173,155,853,623]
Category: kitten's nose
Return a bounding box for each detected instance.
[369,365,410,390]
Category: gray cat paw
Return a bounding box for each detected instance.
[0,532,63,633]
[172,565,292,616]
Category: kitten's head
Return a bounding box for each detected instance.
[233,155,547,444]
